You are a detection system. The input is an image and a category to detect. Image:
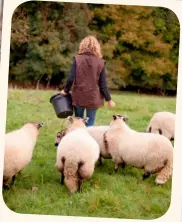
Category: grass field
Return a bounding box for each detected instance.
[2,89,176,219]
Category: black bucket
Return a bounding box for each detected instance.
[50,93,73,118]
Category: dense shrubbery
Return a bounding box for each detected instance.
[9,2,180,94]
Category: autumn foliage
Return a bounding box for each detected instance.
[9,2,180,94]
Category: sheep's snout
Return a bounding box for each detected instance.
[24,121,45,129]
[55,142,58,147]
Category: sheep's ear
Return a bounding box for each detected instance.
[38,122,45,128]
[24,121,28,125]
[61,129,66,136]
[113,115,117,120]
[83,117,89,123]
[123,116,128,122]
[56,131,61,136]
[67,116,73,123]
[56,131,64,138]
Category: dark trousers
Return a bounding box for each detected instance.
[74,106,97,127]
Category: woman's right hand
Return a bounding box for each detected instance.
[108,100,116,108]
[60,90,67,96]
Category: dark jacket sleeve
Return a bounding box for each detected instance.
[99,67,111,101]
[64,58,76,93]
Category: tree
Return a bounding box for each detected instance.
[10,2,93,88]
[90,5,178,93]
[9,2,180,94]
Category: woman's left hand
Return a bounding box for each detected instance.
[107,100,116,108]
[60,90,67,96]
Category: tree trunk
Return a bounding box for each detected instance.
[36,74,44,90]
[36,79,40,90]
[46,77,51,89]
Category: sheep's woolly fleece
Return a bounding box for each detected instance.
[105,115,173,185]
[3,122,44,187]
[55,117,100,194]
[146,111,175,141]
[55,125,111,161]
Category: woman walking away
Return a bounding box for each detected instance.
[61,36,116,127]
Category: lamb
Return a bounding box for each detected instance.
[104,114,173,185]
[146,111,175,141]
[55,116,100,195]
[54,125,111,166]
[3,121,44,189]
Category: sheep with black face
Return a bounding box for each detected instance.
[104,114,173,185]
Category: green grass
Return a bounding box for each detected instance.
[2,89,176,219]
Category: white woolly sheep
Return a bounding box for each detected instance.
[87,126,111,165]
[3,121,44,189]
[146,111,175,141]
[55,116,100,195]
[54,125,111,166]
[104,114,173,185]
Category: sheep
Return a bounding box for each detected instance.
[146,111,175,141]
[54,125,111,166]
[87,126,111,165]
[104,114,173,185]
[3,121,44,189]
[55,116,100,195]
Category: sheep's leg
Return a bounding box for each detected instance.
[155,160,171,184]
[98,156,103,166]
[10,175,16,187]
[60,157,65,185]
[121,162,126,169]
[114,163,120,173]
[142,172,151,180]
[78,177,83,193]
[3,176,10,190]
[61,173,64,185]
[112,155,124,173]
[9,171,22,188]
[143,159,169,183]
[143,157,163,180]
[115,162,125,173]
[78,180,83,193]
[68,191,73,196]
[3,184,10,190]
[79,162,94,179]
[18,170,22,175]
[77,165,84,193]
